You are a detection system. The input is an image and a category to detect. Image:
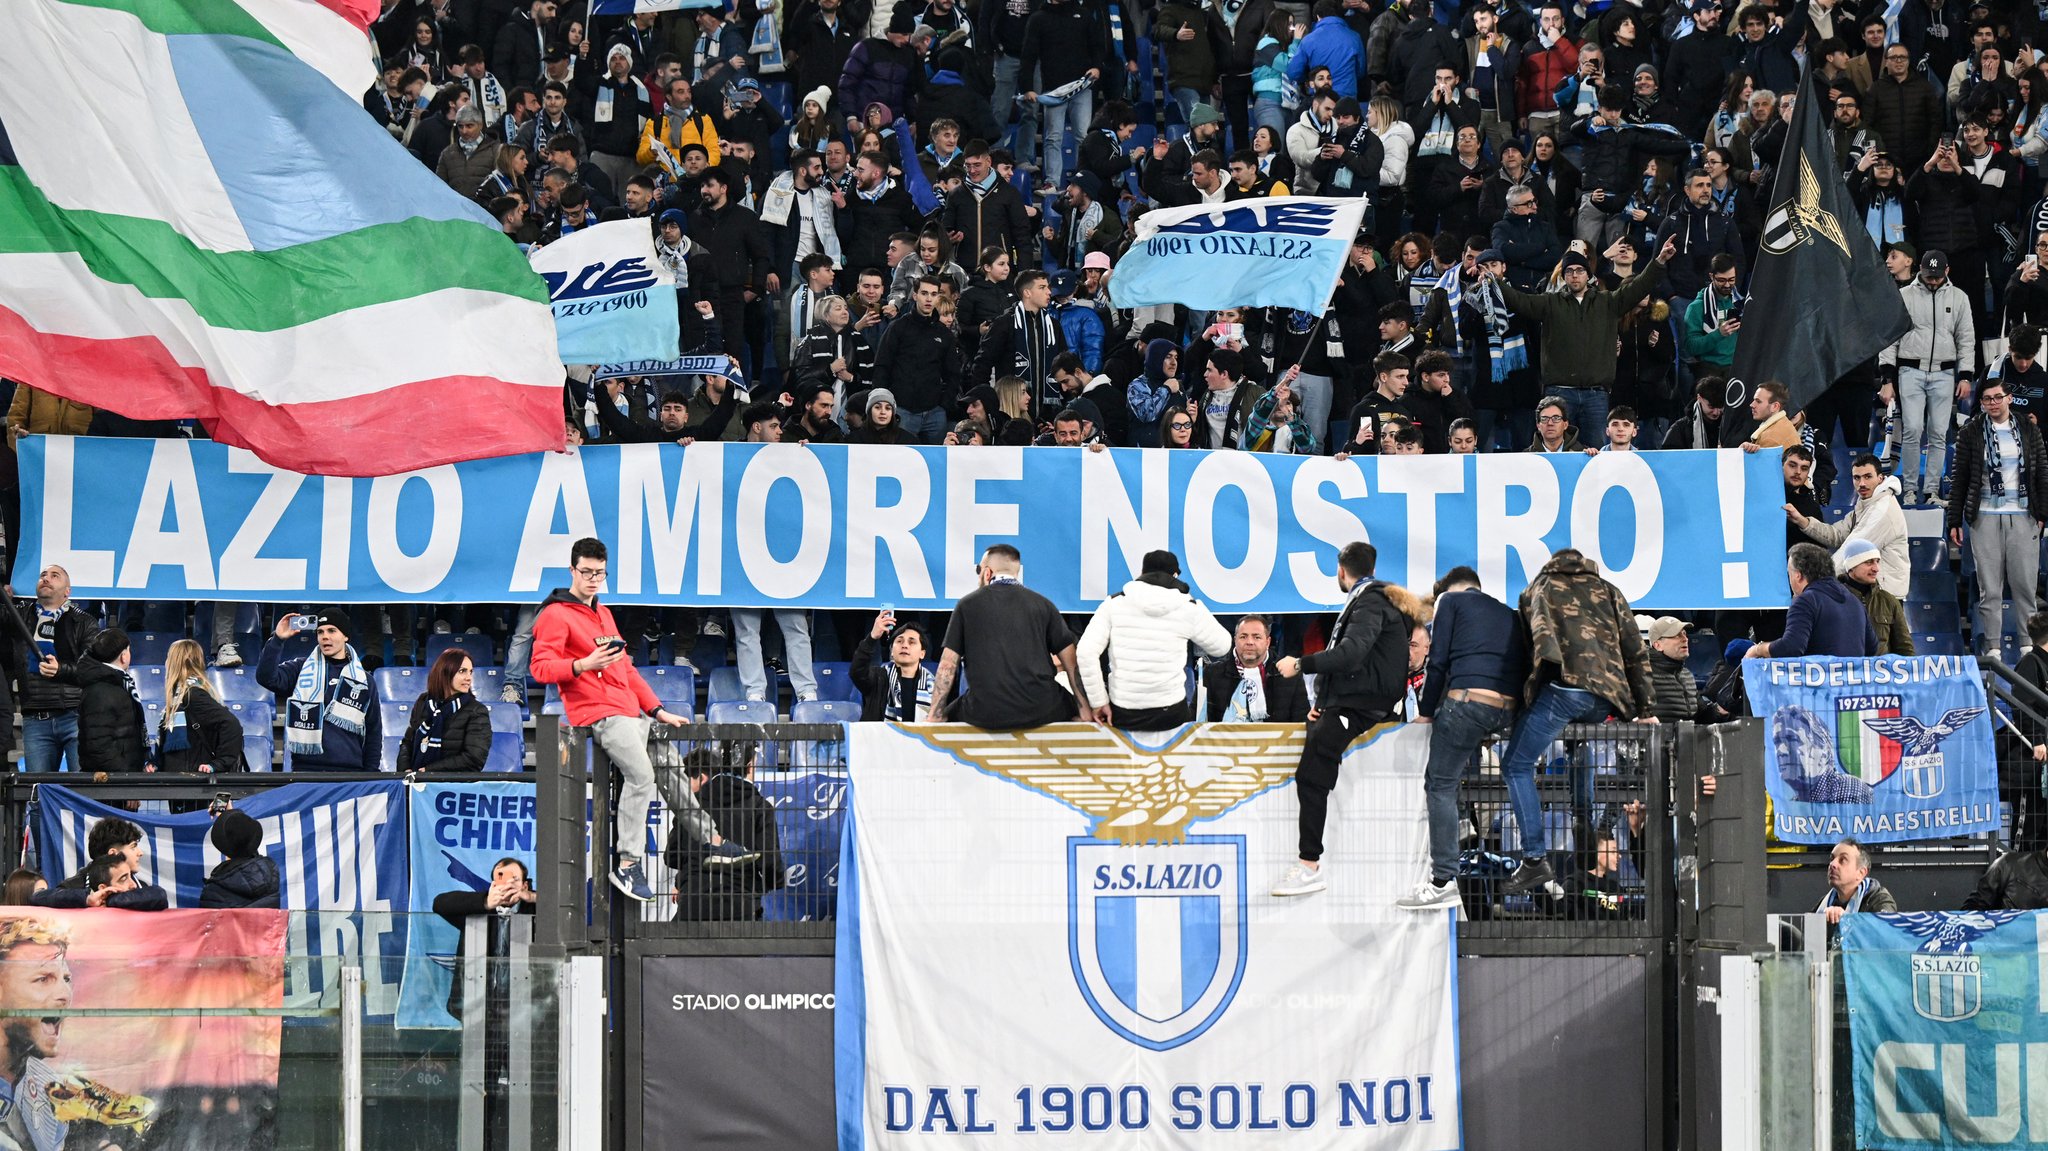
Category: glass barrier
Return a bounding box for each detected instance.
[1758,951,1821,1149]
[0,912,565,1151]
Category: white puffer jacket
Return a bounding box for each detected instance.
[1077,578,1233,710]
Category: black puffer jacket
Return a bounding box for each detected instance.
[60,657,146,773]
[158,686,247,773]
[1905,168,1981,255]
[10,602,97,713]
[1297,581,1416,716]
[200,856,282,909]
[1965,850,2048,911]
[396,693,494,772]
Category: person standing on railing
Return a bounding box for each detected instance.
[529,537,756,905]
[1494,548,1658,900]
[257,609,382,772]
[1398,566,1531,913]
[1269,542,1415,899]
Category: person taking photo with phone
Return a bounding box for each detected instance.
[258,608,382,772]
[530,537,756,904]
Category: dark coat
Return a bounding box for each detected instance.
[850,633,959,721]
[688,200,771,298]
[839,182,924,278]
[255,639,384,771]
[1864,72,1942,172]
[789,8,862,110]
[58,657,147,773]
[837,37,923,120]
[200,856,282,909]
[1199,657,1310,723]
[396,693,495,772]
[1298,581,1410,716]
[1948,412,2048,526]
[1774,578,1880,659]
[941,179,1032,269]
[10,601,97,713]
[158,686,247,773]
[1964,849,2048,910]
[667,772,785,921]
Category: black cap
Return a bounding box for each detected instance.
[888,4,918,33]
[1334,96,1363,120]
[316,607,356,640]
[1921,249,1949,276]
[1560,251,1591,270]
[1141,550,1181,577]
[211,810,264,860]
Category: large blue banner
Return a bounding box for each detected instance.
[397,781,536,1030]
[17,437,1789,612]
[1843,911,2048,1149]
[1743,656,2000,844]
[33,781,411,1018]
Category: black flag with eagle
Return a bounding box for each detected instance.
[1720,65,1910,446]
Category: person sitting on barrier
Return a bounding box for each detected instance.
[851,611,955,722]
[1075,550,1231,730]
[33,817,166,911]
[1494,548,1658,900]
[927,544,1095,729]
[1399,566,1530,913]
[1743,544,1879,661]
[396,649,494,773]
[530,537,755,906]
[199,810,280,910]
[257,609,382,772]
[157,639,245,774]
[47,629,146,775]
[1818,837,1897,926]
[666,746,785,921]
[1198,614,1309,724]
[0,871,42,906]
[1270,541,1414,898]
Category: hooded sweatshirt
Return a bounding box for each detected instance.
[529,589,663,725]
[1076,574,1234,709]
[1775,577,1881,659]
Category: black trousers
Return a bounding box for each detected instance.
[1295,706,1376,862]
[954,687,1075,731]
[1110,700,1192,730]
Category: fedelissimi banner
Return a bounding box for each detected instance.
[15,437,1790,613]
[1107,198,1373,313]
[835,723,1460,1151]
[1842,911,2048,1149]
[1742,656,2000,844]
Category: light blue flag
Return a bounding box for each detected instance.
[1107,197,1370,314]
[530,218,680,364]
[590,0,722,13]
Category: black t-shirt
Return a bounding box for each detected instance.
[941,580,1075,729]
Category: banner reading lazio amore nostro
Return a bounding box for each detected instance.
[16,437,1789,612]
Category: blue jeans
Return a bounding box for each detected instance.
[1039,86,1092,189]
[1253,95,1286,135]
[732,609,817,701]
[1170,86,1201,126]
[898,406,949,444]
[1497,685,1610,860]
[24,712,80,773]
[503,603,539,692]
[1550,386,1609,444]
[1896,365,1957,497]
[1422,697,1516,882]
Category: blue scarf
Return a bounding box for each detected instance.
[1818,876,1876,913]
[286,644,369,757]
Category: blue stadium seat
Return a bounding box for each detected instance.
[705,700,777,725]
[1904,600,1961,635]
[129,632,182,666]
[791,699,860,725]
[208,666,270,701]
[131,665,168,703]
[1907,536,1948,571]
[1908,567,1957,603]
[226,699,274,770]
[812,662,859,703]
[374,666,426,704]
[1683,644,1718,686]
[425,632,495,667]
[471,666,512,706]
[1916,632,1966,656]
[483,701,525,772]
[639,665,697,716]
[708,666,746,705]
[378,700,413,762]
[541,685,564,717]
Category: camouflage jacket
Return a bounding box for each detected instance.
[1518,551,1655,719]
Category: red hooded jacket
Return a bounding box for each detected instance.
[530,590,662,726]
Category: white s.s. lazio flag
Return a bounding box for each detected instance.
[1107,196,1371,314]
[589,0,722,14]
[529,218,680,364]
[835,722,1461,1151]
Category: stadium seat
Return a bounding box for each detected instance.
[812,662,858,702]
[708,666,746,706]
[1915,632,1966,656]
[128,632,182,666]
[639,665,697,716]
[378,699,413,762]
[374,666,426,704]
[1903,600,1961,635]
[705,700,777,725]
[209,666,270,701]
[471,665,512,706]
[228,699,274,770]
[131,665,168,702]
[1908,536,1947,571]
[791,699,860,725]
[541,685,564,717]
[425,632,494,667]
[483,701,525,772]
[1908,567,1957,603]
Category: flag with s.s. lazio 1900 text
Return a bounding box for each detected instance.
[0,0,565,478]
[1742,655,2000,844]
[1107,197,1371,314]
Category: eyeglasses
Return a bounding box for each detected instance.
[1168,420,1193,430]
[573,566,607,579]
[1537,414,1566,424]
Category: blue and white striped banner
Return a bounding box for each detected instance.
[1108,197,1370,314]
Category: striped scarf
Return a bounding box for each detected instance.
[1817,876,1876,914]
[286,644,369,757]
[1434,268,1464,354]
[1475,276,1526,375]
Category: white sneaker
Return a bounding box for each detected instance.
[1394,877,1461,912]
[1271,862,1327,897]
[432,620,452,634]
[702,617,727,638]
[214,642,243,668]
[499,683,523,704]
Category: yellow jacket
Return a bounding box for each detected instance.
[637,108,721,170]
[6,385,92,453]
